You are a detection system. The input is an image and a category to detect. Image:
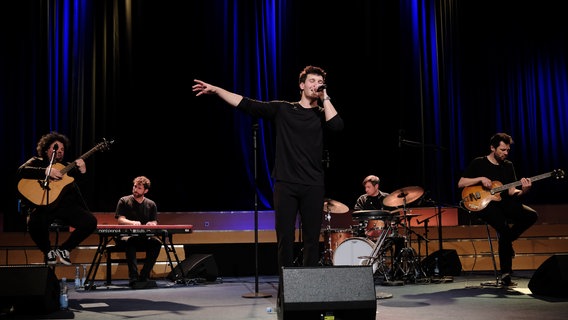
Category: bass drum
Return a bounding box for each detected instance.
[332,237,378,273]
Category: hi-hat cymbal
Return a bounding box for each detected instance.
[352,209,396,220]
[382,186,424,208]
[323,199,349,214]
[392,213,422,220]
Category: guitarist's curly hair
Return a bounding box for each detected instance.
[36,131,70,157]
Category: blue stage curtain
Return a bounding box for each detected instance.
[399,0,568,204]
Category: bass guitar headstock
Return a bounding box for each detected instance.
[552,168,565,180]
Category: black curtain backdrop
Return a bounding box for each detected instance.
[1,0,567,231]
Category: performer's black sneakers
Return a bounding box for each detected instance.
[47,250,57,265]
[500,273,517,287]
[56,249,72,265]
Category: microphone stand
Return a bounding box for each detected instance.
[43,145,58,205]
[243,122,271,299]
[41,145,57,265]
[44,145,57,187]
[437,205,443,251]
[417,211,443,280]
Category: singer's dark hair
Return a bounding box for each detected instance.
[36,131,70,157]
[298,65,326,85]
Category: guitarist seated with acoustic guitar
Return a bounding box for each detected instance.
[17,131,98,266]
[458,132,538,287]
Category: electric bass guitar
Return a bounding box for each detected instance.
[460,169,564,212]
[17,139,114,206]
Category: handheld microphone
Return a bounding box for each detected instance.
[317,84,327,92]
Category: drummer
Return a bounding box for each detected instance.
[354,175,392,211]
[354,175,397,238]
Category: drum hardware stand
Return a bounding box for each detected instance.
[387,201,430,283]
[362,222,396,297]
[320,208,334,266]
[397,201,421,282]
[362,222,391,267]
[397,217,429,281]
[361,220,401,287]
[416,215,433,258]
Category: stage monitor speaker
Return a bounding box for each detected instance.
[528,255,568,297]
[0,265,60,315]
[279,266,376,320]
[167,253,219,282]
[421,249,462,276]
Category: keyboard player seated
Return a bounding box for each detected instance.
[115,176,162,288]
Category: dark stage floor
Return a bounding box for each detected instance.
[1,271,567,320]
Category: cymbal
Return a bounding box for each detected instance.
[323,199,349,214]
[392,213,422,219]
[351,209,401,221]
[382,186,424,208]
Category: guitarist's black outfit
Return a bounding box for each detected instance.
[17,156,97,263]
[460,156,538,280]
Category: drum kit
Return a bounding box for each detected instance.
[321,186,428,284]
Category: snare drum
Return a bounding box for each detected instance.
[323,228,354,252]
[365,219,386,238]
[333,237,378,273]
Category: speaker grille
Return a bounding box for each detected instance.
[0,265,60,314]
[167,254,218,282]
[280,266,376,319]
[528,255,568,297]
[283,266,375,304]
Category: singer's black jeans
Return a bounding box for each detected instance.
[273,181,325,299]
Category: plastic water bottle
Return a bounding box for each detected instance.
[268,306,280,314]
[81,265,87,287]
[434,257,440,276]
[74,266,81,289]
[60,277,69,310]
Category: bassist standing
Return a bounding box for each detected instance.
[457,132,538,287]
[16,131,98,266]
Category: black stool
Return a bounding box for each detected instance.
[481,223,500,287]
[48,219,69,268]
[49,219,69,248]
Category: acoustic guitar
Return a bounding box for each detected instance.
[460,169,564,212]
[18,139,114,206]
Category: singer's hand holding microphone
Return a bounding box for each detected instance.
[317,84,332,102]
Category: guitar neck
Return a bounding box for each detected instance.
[60,144,104,175]
[61,162,77,176]
[493,172,553,193]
